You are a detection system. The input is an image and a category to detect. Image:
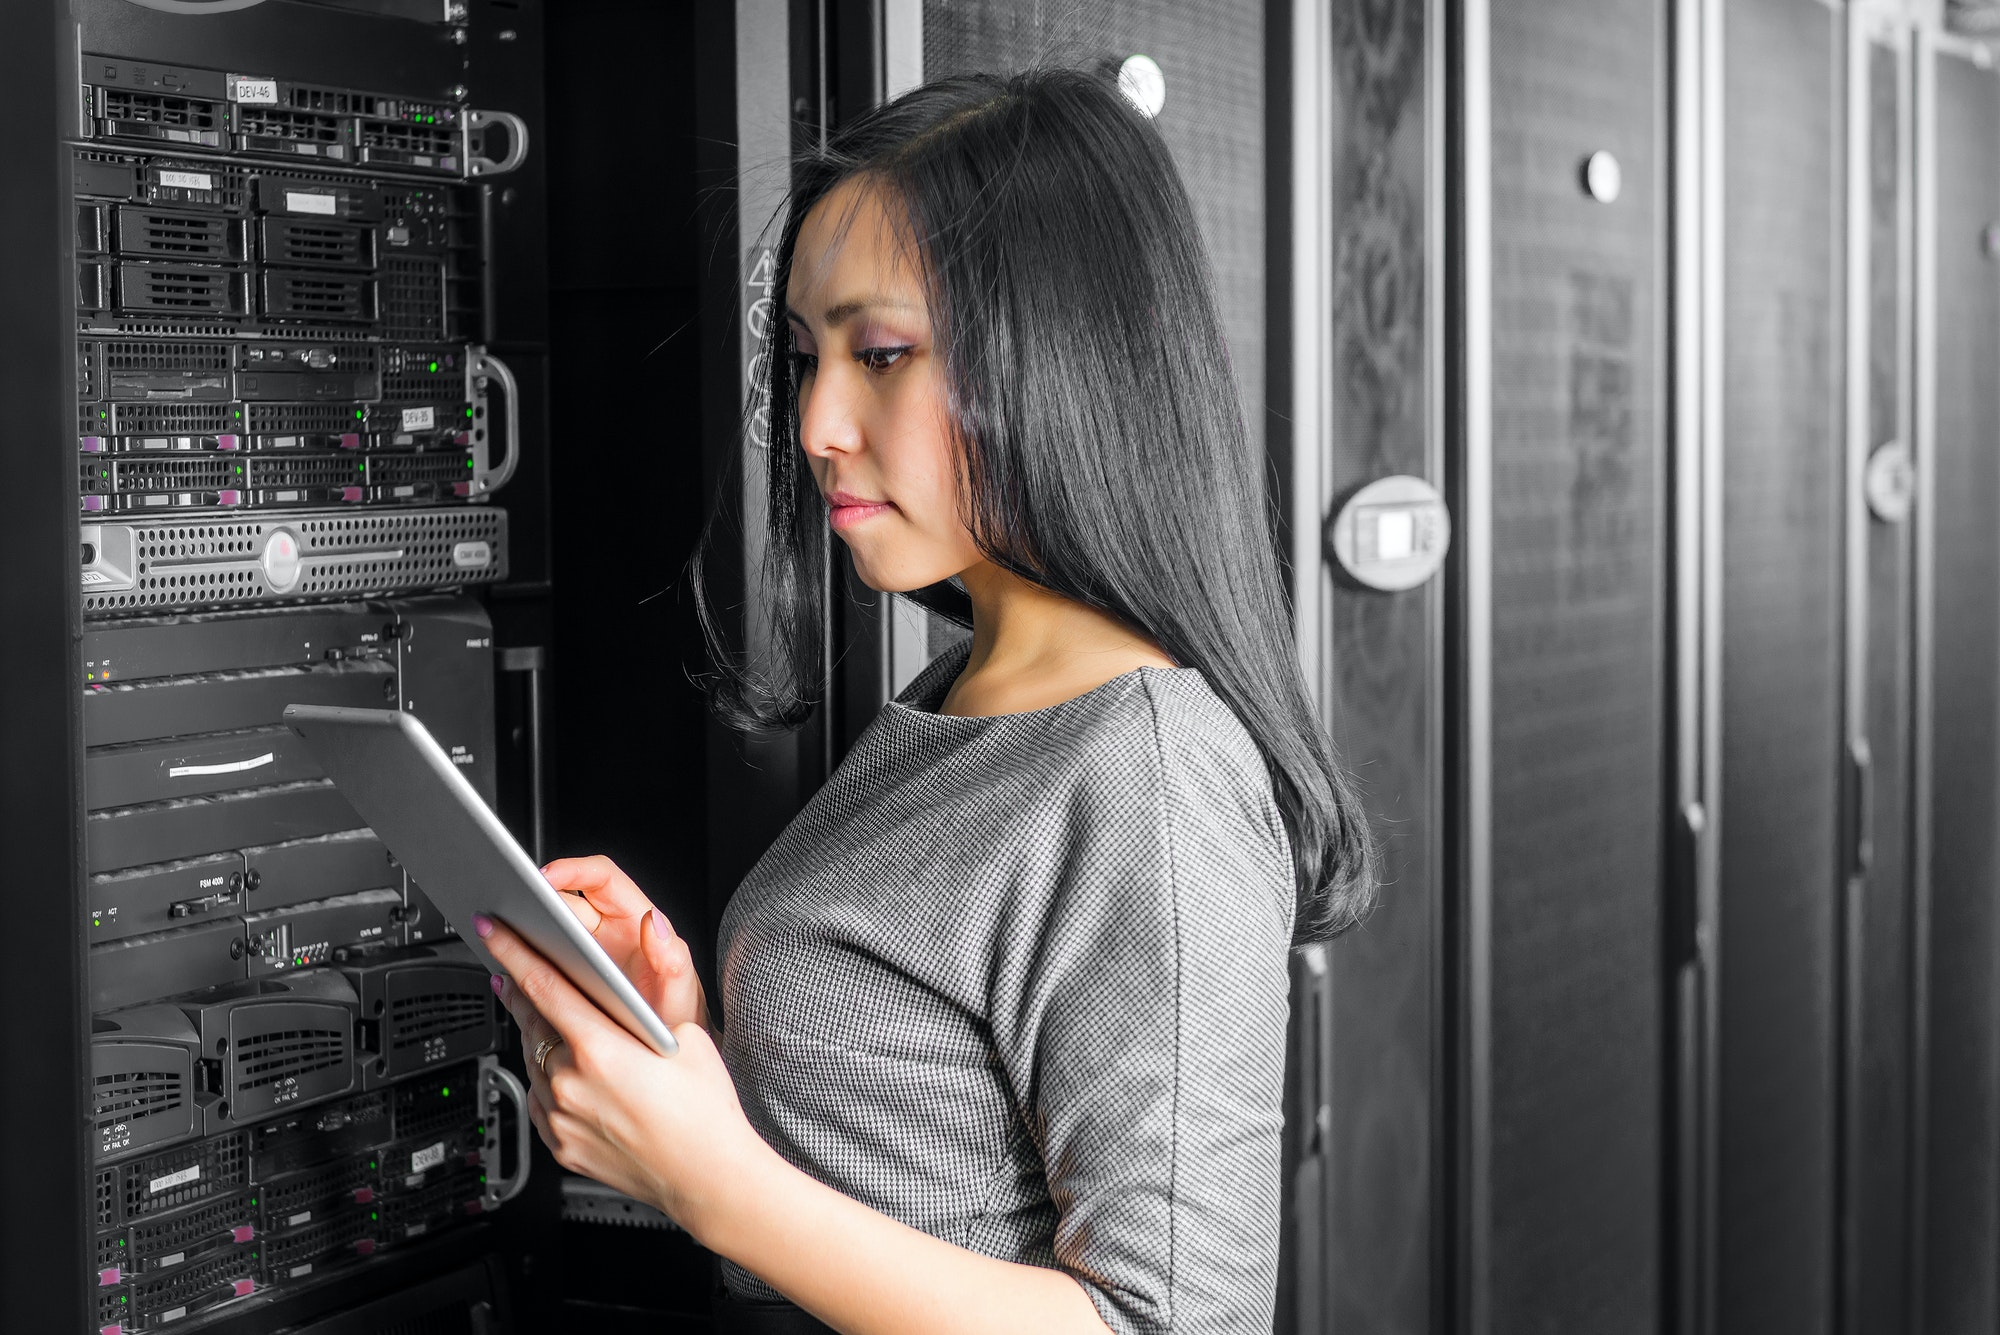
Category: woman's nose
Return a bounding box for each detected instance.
[798,367,865,459]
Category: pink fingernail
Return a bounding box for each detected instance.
[472,914,493,938]
[650,910,668,942]
[490,975,504,996]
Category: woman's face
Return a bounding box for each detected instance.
[785,177,983,592]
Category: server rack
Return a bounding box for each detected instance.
[6,2,550,1330]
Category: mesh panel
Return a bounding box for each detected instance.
[99,88,220,131]
[117,263,244,315]
[261,1155,376,1217]
[379,347,460,402]
[126,1191,254,1271]
[121,1132,248,1219]
[261,216,374,269]
[83,508,507,614]
[388,994,490,1052]
[103,340,231,373]
[247,402,368,434]
[233,1024,348,1093]
[264,1208,375,1275]
[262,270,375,322]
[381,256,445,339]
[94,1068,187,1134]
[115,209,241,262]
[236,106,346,145]
[112,401,238,434]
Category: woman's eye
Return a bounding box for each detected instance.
[855,346,913,373]
[787,350,818,377]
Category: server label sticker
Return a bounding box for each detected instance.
[400,406,435,431]
[285,191,338,216]
[233,77,279,104]
[452,540,492,570]
[157,170,213,191]
[149,1165,200,1194]
[411,1141,446,1173]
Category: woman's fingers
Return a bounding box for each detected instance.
[476,914,622,1052]
[552,886,605,935]
[542,855,652,919]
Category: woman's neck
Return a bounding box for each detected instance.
[938,562,1176,716]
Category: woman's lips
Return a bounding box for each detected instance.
[825,492,893,531]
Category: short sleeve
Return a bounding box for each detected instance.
[987,677,1296,1335]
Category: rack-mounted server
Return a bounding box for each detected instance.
[63,12,535,1335]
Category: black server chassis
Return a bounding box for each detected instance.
[68,50,533,1335]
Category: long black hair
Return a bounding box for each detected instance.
[693,67,1376,941]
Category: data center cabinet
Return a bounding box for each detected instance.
[66,2,534,1331]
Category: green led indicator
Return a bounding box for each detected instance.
[354,409,365,419]
[427,361,438,372]
[465,459,473,469]
[441,1087,450,1097]
[97,408,107,419]
[465,407,474,418]
[370,1211,378,1221]
[115,1239,124,1248]
[368,1161,376,1170]
[251,1198,258,1206]
[233,409,242,420]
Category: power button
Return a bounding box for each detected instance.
[261,529,302,593]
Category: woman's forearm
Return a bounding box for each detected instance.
[692,1141,1115,1335]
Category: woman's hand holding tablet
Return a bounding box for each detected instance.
[541,855,711,1034]
[472,910,765,1243]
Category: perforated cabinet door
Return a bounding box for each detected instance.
[1924,45,2000,1335]
[1717,2,1844,1331]
[1485,0,1667,1328]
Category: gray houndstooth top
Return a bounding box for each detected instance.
[715,641,1296,1334]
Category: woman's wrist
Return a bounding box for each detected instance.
[674,1125,790,1260]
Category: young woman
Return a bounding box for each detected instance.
[472,68,1376,1335]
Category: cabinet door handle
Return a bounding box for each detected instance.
[1849,739,1874,876]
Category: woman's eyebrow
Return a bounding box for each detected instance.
[785,296,917,328]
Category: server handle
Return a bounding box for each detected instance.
[467,108,530,177]
[482,1061,534,1206]
[470,348,519,496]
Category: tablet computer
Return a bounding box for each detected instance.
[283,702,679,1056]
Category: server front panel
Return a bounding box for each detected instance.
[66,6,531,1333]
